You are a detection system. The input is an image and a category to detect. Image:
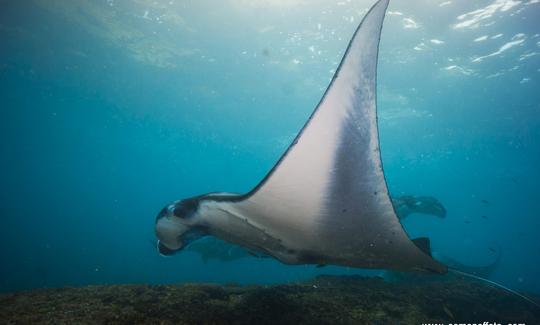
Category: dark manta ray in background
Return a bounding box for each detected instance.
[392,195,446,219]
[155,0,446,274]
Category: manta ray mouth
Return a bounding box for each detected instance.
[157,240,181,256]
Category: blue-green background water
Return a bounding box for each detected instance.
[1,0,539,294]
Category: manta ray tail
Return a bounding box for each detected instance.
[449,268,540,309]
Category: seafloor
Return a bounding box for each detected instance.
[1,275,539,324]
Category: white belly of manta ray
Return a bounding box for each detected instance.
[154,0,448,275]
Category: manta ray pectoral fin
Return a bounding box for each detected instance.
[186,0,447,274]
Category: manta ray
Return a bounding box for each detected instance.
[155,0,447,274]
[392,195,446,220]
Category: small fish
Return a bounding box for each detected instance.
[443,305,455,319]
[464,220,471,224]
[488,247,496,253]
[481,215,488,220]
[316,264,327,268]
[481,199,490,205]
[511,178,517,184]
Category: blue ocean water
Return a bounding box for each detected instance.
[1,0,539,296]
